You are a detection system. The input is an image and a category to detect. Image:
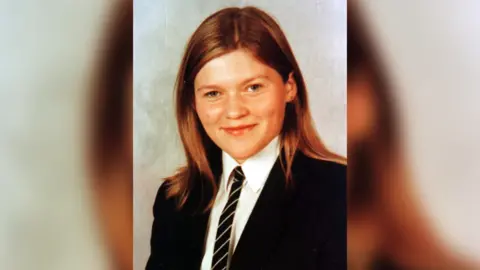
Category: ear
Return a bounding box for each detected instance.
[285,72,297,102]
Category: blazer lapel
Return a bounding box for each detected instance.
[230,155,293,270]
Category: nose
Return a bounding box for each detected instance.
[225,92,248,119]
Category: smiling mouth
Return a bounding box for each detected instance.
[222,124,257,136]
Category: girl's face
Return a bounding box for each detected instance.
[194,49,296,163]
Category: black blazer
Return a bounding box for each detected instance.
[146,150,346,270]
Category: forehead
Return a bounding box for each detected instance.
[194,49,275,87]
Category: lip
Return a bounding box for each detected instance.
[222,124,257,136]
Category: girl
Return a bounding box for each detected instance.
[147,6,346,270]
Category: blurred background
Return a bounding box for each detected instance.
[1,0,479,269]
[348,0,480,269]
[0,0,131,269]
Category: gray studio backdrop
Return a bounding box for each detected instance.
[133,0,346,268]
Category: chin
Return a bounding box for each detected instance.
[229,149,255,158]
[233,152,255,162]
[212,132,271,160]
[224,146,258,162]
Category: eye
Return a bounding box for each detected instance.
[204,90,220,98]
[247,83,263,92]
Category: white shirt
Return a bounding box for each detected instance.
[200,136,280,270]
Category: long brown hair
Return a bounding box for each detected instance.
[165,6,346,210]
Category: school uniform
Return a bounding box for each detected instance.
[146,137,346,270]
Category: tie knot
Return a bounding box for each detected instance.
[231,166,245,183]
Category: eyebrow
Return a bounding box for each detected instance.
[195,75,270,92]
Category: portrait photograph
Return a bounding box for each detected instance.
[134,1,346,269]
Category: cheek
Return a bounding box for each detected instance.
[251,93,286,124]
[195,101,224,126]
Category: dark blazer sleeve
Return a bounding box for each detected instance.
[314,162,347,269]
[145,182,176,270]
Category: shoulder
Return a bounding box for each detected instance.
[153,176,212,216]
[301,153,346,179]
[152,180,177,216]
[291,151,346,199]
[154,180,169,203]
[293,151,346,184]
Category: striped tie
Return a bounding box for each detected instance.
[211,166,246,270]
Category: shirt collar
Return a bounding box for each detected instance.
[222,136,280,193]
